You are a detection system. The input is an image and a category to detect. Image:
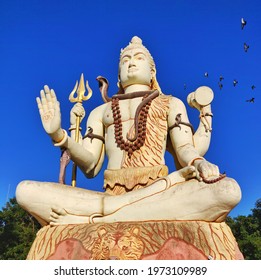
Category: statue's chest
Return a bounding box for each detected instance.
[103,98,143,127]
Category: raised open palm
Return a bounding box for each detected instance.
[36,85,61,136]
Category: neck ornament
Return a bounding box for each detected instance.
[111,90,159,157]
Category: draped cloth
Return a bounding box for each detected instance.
[104,165,168,195]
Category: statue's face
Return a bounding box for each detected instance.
[119,48,153,89]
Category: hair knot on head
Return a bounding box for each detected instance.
[130,36,143,45]
[120,36,150,59]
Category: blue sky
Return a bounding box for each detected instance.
[0,0,260,218]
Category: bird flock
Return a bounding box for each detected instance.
[185,17,256,104]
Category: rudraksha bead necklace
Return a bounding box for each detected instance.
[111,90,159,157]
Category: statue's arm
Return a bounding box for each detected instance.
[168,97,201,167]
[36,85,106,178]
[81,105,106,177]
[192,104,212,156]
[54,104,106,178]
[168,96,219,179]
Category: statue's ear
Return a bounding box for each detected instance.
[151,67,156,77]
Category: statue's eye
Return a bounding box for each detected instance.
[122,57,130,64]
[136,55,144,60]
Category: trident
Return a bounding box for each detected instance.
[69,73,92,187]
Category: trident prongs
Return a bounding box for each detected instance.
[69,73,92,103]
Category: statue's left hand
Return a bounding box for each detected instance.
[193,159,220,181]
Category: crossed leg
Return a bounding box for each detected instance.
[16,180,105,226]
[100,176,241,223]
[16,166,194,225]
[16,166,241,226]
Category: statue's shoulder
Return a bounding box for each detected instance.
[89,101,110,115]
[86,102,110,125]
[160,93,185,108]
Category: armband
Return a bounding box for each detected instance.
[69,125,82,131]
[53,129,68,147]
[83,126,105,143]
[200,112,213,118]
[169,113,195,134]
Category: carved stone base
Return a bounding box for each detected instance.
[27,221,244,260]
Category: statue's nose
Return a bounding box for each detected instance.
[129,57,136,66]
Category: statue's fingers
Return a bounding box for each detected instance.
[191,99,201,111]
[40,89,48,111]
[207,166,215,178]
[74,102,82,108]
[44,85,50,94]
[182,166,196,176]
[76,107,85,117]
[214,165,220,176]
[36,97,43,115]
[72,104,83,116]
[208,164,219,177]
[183,166,197,179]
[50,89,57,103]
[54,100,60,113]
[45,91,52,108]
[199,165,208,178]
[80,104,86,117]
[196,169,203,181]
[74,103,84,113]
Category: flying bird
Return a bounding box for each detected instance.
[246,97,255,103]
[251,85,256,90]
[241,18,247,30]
[219,75,224,82]
[244,43,250,52]
[204,72,208,78]
[218,82,223,90]
[233,79,238,87]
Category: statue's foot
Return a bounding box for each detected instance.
[49,207,90,226]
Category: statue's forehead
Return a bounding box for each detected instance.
[120,47,147,58]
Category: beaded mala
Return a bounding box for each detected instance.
[200,172,226,184]
[111,90,159,158]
